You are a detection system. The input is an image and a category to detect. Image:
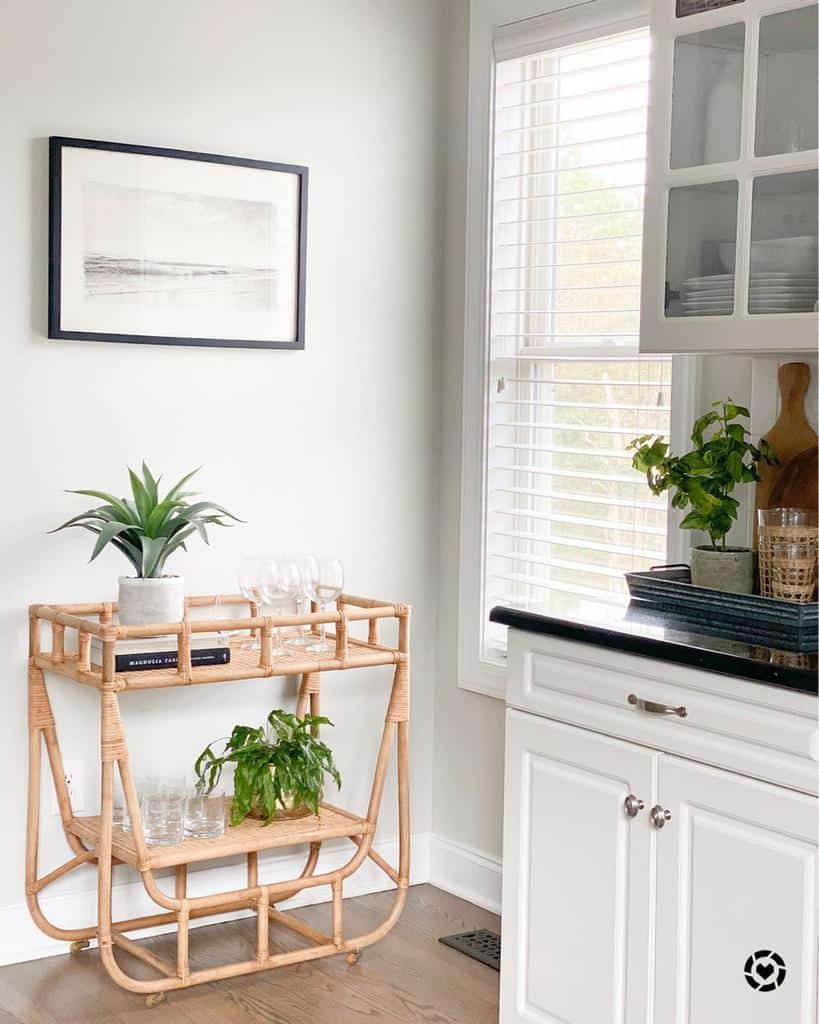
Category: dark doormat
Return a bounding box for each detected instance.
[438,928,501,970]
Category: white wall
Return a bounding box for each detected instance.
[433,0,507,886]
[0,0,457,957]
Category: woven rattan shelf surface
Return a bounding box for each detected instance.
[69,802,371,869]
[32,637,398,691]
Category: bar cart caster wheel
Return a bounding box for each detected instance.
[346,950,362,966]
[145,993,166,1009]
[69,940,90,954]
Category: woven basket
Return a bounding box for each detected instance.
[751,645,814,668]
[758,524,818,598]
[770,555,818,603]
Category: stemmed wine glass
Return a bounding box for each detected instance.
[258,558,288,659]
[282,555,316,650]
[304,557,344,654]
[237,555,263,651]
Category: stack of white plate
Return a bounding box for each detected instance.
[679,272,818,316]
[748,272,818,315]
[680,274,734,316]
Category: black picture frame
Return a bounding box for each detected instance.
[48,136,308,350]
[676,0,744,17]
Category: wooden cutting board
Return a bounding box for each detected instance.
[769,444,819,511]
[753,361,818,544]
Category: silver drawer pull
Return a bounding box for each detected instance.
[628,693,687,718]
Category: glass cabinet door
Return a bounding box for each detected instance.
[755,5,818,157]
[749,170,818,314]
[670,23,745,168]
[665,180,739,316]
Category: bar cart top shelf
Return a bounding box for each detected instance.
[29,591,409,691]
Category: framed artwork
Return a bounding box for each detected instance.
[48,137,308,349]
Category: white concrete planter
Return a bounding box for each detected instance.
[690,546,754,595]
[117,576,185,626]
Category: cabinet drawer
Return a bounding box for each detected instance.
[507,632,818,795]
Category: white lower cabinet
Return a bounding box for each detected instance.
[500,711,656,1024]
[654,756,818,1024]
[501,708,819,1024]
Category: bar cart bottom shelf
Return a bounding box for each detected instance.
[69,802,372,869]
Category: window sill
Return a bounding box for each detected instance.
[457,654,506,701]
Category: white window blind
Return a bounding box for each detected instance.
[483,24,672,661]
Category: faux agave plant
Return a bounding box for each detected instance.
[51,463,242,578]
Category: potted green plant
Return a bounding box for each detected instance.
[195,710,342,825]
[629,400,776,594]
[51,463,242,624]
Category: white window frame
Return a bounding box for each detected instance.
[458,0,699,699]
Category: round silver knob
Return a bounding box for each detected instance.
[650,805,672,829]
[624,794,645,818]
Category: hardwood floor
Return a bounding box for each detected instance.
[0,886,499,1024]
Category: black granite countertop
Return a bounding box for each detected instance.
[490,600,818,696]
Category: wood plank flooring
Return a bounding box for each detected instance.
[0,886,499,1024]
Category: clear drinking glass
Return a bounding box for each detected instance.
[213,595,239,643]
[758,507,818,528]
[141,778,185,847]
[275,558,302,642]
[284,555,317,650]
[113,774,130,832]
[771,541,818,602]
[184,784,227,839]
[304,557,344,654]
[237,555,264,651]
[259,558,287,658]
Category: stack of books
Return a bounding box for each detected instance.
[90,634,231,672]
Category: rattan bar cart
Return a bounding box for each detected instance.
[26,593,410,1007]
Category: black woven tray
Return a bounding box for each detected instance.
[625,565,818,652]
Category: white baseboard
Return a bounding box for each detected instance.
[428,834,502,916]
[0,832,431,968]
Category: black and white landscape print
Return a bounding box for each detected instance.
[50,138,307,348]
[82,182,278,313]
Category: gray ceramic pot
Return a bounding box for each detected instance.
[118,575,185,625]
[690,546,754,594]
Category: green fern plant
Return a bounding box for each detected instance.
[195,710,342,825]
[50,463,242,578]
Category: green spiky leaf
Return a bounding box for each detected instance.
[50,465,243,577]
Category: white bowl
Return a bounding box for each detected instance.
[720,237,818,275]
[753,236,818,274]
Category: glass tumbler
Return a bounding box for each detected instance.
[758,508,818,596]
[141,779,185,846]
[184,785,227,839]
[113,775,131,832]
[771,541,818,602]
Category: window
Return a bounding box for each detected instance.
[459,2,686,696]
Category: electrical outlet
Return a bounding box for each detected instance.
[50,759,86,815]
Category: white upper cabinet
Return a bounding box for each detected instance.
[641,0,818,353]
